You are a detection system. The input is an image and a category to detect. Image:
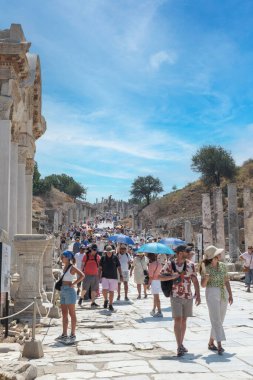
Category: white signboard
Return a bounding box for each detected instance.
[0,243,11,294]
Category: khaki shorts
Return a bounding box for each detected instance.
[118,270,129,283]
[171,297,193,318]
[82,275,99,292]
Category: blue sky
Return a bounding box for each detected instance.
[2,0,253,202]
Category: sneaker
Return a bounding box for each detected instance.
[103,299,108,309]
[68,334,76,343]
[55,334,68,342]
[154,312,163,318]
[108,304,114,312]
[78,298,83,306]
[150,310,155,316]
[91,302,99,307]
[117,295,120,301]
[125,297,130,301]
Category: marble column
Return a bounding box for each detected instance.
[43,236,55,292]
[184,220,193,244]
[14,234,49,315]
[227,183,239,262]
[17,148,27,234]
[0,120,11,233]
[9,141,19,272]
[202,193,213,249]
[25,159,34,234]
[213,187,225,260]
[243,187,253,249]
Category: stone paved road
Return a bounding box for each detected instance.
[33,279,253,379]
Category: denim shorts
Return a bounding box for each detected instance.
[60,285,77,305]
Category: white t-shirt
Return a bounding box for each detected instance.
[240,252,253,269]
[74,252,85,270]
[118,253,130,272]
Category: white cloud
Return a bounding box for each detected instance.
[149,50,177,70]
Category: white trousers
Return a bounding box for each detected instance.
[206,287,228,342]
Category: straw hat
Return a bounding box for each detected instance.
[204,245,224,260]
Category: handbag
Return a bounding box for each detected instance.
[55,264,72,291]
[243,255,252,273]
[140,259,149,284]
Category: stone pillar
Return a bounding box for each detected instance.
[17,149,27,234]
[0,121,11,233]
[243,187,253,249]
[25,159,34,234]
[227,183,239,262]
[184,220,193,244]
[9,141,19,272]
[202,193,213,249]
[213,187,225,260]
[43,236,55,292]
[14,234,49,315]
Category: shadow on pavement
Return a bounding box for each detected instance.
[135,316,173,323]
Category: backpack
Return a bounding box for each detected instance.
[161,261,187,298]
[83,252,99,268]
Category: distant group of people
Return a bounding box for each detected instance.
[55,222,253,356]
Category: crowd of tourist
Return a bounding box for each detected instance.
[55,220,252,356]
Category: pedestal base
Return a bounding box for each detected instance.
[22,340,44,359]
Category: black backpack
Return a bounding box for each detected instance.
[161,261,187,297]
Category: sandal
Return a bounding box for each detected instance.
[177,346,185,357]
[218,347,224,355]
[208,343,218,351]
[181,344,188,353]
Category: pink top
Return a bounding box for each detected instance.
[148,261,163,280]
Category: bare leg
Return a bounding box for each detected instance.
[117,283,121,298]
[68,304,77,335]
[91,290,97,303]
[61,304,68,335]
[174,317,183,348]
[137,284,141,297]
[102,289,108,301]
[124,281,128,298]
[144,284,147,297]
[109,291,114,305]
[181,317,187,345]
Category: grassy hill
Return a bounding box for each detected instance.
[140,160,253,228]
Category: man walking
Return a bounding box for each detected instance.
[240,245,253,292]
[72,237,81,254]
[117,245,131,301]
[74,244,86,296]
[78,243,100,307]
[160,245,201,357]
[99,245,123,312]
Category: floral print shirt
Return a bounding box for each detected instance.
[202,262,228,300]
[161,259,197,299]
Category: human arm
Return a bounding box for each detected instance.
[201,273,210,288]
[192,275,201,305]
[225,278,233,305]
[70,266,85,287]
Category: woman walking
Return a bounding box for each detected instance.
[56,250,84,343]
[200,245,233,355]
[147,253,163,317]
[130,252,148,299]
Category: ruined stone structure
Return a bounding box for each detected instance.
[0,24,46,272]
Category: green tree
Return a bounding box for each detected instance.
[130,175,163,205]
[33,162,51,195]
[191,145,236,187]
[44,173,86,199]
